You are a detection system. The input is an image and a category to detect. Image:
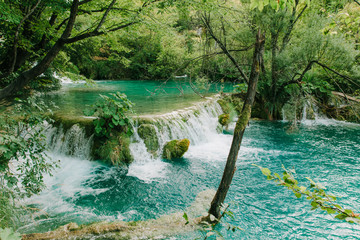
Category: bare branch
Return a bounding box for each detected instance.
[64,22,137,44]
[201,12,250,84]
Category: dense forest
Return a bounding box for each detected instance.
[0,0,360,239]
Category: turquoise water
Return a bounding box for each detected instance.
[20,118,360,239]
[47,80,229,115]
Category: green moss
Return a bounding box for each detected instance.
[234,104,251,134]
[51,113,94,136]
[324,104,360,123]
[217,99,232,114]
[137,124,159,155]
[95,132,133,166]
[193,110,200,117]
[217,94,244,115]
[218,113,230,126]
[162,139,190,160]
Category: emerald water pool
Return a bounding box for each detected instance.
[46,80,229,115]
[19,97,360,239]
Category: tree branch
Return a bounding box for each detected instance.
[95,0,117,32]
[10,0,42,74]
[201,12,249,84]
[281,3,307,52]
[64,22,137,44]
[79,0,93,5]
[354,0,360,6]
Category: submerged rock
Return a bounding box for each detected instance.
[162,139,190,160]
[137,124,159,155]
[22,189,216,240]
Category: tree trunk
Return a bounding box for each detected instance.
[0,0,80,100]
[208,29,265,219]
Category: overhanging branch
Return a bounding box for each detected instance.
[201,12,250,84]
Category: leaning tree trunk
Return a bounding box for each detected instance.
[0,0,80,100]
[208,29,265,219]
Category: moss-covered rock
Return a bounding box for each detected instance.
[137,124,159,155]
[217,94,244,115]
[94,132,133,166]
[51,113,94,137]
[162,139,190,160]
[217,99,232,114]
[218,113,230,126]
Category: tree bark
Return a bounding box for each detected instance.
[208,29,265,219]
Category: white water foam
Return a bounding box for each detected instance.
[128,99,223,182]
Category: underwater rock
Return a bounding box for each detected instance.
[137,124,159,155]
[22,189,216,240]
[162,139,190,160]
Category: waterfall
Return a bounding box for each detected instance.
[128,98,223,182]
[44,124,93,159]
[41,98,223,182]
[301,102,307,121]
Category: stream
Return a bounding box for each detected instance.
[17,81,360,239]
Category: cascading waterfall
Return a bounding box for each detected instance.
[44,124,93,159]
[43,98,222,163]
[20,97,225,233]
[128,98,223,182]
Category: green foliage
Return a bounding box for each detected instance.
[254,164,360,224]
[250,0,311,11]
[84,92,134,138]
[0,95,57,228]
[0,228,21,240]
[234,83,247,94]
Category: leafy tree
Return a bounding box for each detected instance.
[0,0,174,99]
[0,95,57,228]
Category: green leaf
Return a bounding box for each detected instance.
[326,208,337,214]
[182,212,189,225]
[344,209,353,215]
[295,192,301,198]
[258,1,264,11]
[335,213,348,220]
[119,119,126,126]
